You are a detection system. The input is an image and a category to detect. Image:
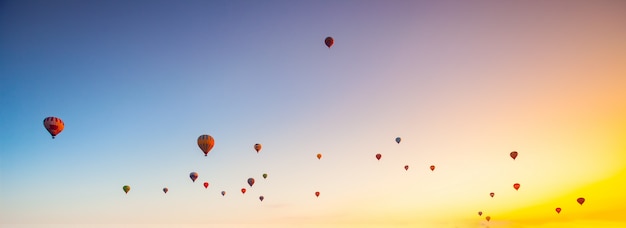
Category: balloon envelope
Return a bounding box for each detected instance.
[324,37,334,48]
[197,135,215,156]
[478,211,482,216]
[259,196,264,201]
[248,178,255,187]
[395,137,401,144]
[490,192,495,198]
[486,216,491,222]
[241,188,246,194]
[190,172,198,182]
[375,154,382,160]
[221,191,226,196]
[404,165,409,171]
[556,207,561,214]
[254,143,262,153]
[262,173,268,179]
[315,191,320,197]
[123,185,130,194]
[513,183,520,190]
[204,182,209,189]
[163,187,168,194]
[577,197,585,205]
[430,165,435,171]
[510,151,518,160]
[43,117,64,139]
[317,153,322,160]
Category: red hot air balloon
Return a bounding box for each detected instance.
[490,192,495,198]
[241,188,246,194]
[485,216,491,222]
[404,165,409,171]
[513,183,520,191]
[163,187,168,194]
[189,172,198,182]
[315,191,320,197]
[430,165,435,171]
[197,135,215,156]
[259,196,264,202]
[254,143,262,153]
[510,151,518,160]
[247,178,255,187]
[43,117,64,139]
[324,37,334,48]
[478,211,483,216]
[577,197,585,205]
[203,182,209,189]
[555,207,561,214]
[375,153,382,160]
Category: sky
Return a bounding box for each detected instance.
[1,0,625,227]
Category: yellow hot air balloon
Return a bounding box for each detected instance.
[197,135,215,156]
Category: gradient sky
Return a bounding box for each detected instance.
[1,0,625,227]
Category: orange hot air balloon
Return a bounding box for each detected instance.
[197,134,215,156]
[375,153,382,160]
[577,197,585,205]
[478,211,482,216]
[555,207,561,214]
[221,191,226,196]
[430,165,435,171]
[43,117,64,139]
[254,143,262,153]
[324,37,334,48]
[513,183,520,191]
[163,187,168,194]
[404,165,409,171]
[203,182,209,189]
[247,178,255,187]
[510,151,518,160]
[241,188,246,194]
[315,191,320,197]
[485,216,491,222]
[259,196,264,202]
[317,153,322,160]
[490,192,495,198]
[189,172,198,182]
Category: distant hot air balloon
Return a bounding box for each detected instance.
[197,135,215,156]
[513,183,520,191]
[123,185,130,194]
[315,191,320,197]
[324,37,334,48]
[395,137,401,144]
[510,151,518,160]
[555,207,561,214]
[375,153,382,160]
[248,178,255,187]
[259,196,264,202]
[478,211,483,216]
[190,172,198,182]
[241,188,246,194]
[404,165,409,171]
[43,117,64,139]
[262,173,268,179]
[490,192,495,198]
[430,165,435,171]
[221,191,226,196]
[485,216,491,222]
[163,187,168,194]
[204,182,209,189]
[317,153,322,160]
[577,197,585,205]
[254,143,262,153]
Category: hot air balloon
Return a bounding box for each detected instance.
[395,137,401,144]
[259,196,264,201]
[404,165,409,171]
[485,216,491,222]
[43,117,64,139]
[163,187,168,194]
[513,183,520,191]
[490,192,495,198]
[248,178,255,187]
[510,151,518,160]
[189,172,198,182]
[430,165,435,171]
[324,37,334,48]
[262,173,268,179]
[375,153,382,160]
[241,188,246,194]
[221,191,226,196]
[254,143,262,153]
[317,153,322,160]
[577,197,585,205]
[123,185,130,194]
[204,182,209,189]
[478,211,483,216]
[555,207,561,214]
[315,191,320,197]
[197,135,215,156]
